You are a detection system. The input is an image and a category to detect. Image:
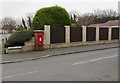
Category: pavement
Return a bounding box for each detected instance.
[1,43,119,64]
[2,47,118,81]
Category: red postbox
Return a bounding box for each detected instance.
[34,30,44,51]
[37,33,44,45]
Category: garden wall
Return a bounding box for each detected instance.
[4,37,34,53]
[4,25,119,53]
[44,25,119,49]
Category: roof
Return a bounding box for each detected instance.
[88,20,119,27]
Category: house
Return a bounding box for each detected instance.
[88,20,119,40]
[88,20,120,28]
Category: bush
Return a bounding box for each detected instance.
[15,27,26,31]
[5,30,34,47]
[32,6,71,30]
[71,23,77,28]
[28,27,33,30]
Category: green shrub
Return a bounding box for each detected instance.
[28,27,33,30]
[15,27,26,31]
[32,6,71,30]
[71,23,77,28]
[5,30,34,47]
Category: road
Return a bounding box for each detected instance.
[2,47,118,81]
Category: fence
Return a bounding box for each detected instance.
[99,28,108,40]
[70,27,82,42]
[44,25,119,45]
[86,27,96,41]
[42,25,119,49]
[50,27,65,44]
[3,25,119,53]
[111,28,119,39]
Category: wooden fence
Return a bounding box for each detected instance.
[111,28,119,39]
[86,27,96,41]
[50,26,119,44]
[70,27,82,42]
[99,28,108,40]
[50,27,65,44]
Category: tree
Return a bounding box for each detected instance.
[94,9,117,18]
[70,14,74,23]
[27,16,32,28]
[0,17,17,33]
[16,12,34,30]
[77,13,95,26]
[93,9,118,24]
[76,9,118,26]
[69,10,79,26]
[32,6,71,30]
[22,18,27,29]
[26,12,34,29]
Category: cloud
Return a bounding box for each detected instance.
[0,0,118,19]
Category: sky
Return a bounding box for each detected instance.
[0,0,119,20]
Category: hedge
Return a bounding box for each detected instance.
[15,27,26,31]
[32,6,71,30]
[5,30,34,47]
[71,23,77,28]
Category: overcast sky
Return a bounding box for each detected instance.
[0,0,119,20]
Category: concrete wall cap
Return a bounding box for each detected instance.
[34,30,44,32]
[44,25,50,27]
[64,25,70,27]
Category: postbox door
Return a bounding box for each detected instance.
[37,33,43,45]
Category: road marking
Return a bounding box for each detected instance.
[3,71,37,79]
[72,55,118,66]
[42,55,51,58]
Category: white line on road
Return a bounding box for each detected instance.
[42,55,51,58]
[3,71,37,79]
[72,55,118,66]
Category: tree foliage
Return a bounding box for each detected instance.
[32,6,71,30]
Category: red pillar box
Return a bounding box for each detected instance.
[34,30,44,51]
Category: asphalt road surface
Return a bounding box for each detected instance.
[2,47,118,81]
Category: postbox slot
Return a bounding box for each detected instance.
[37,33,44,45]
